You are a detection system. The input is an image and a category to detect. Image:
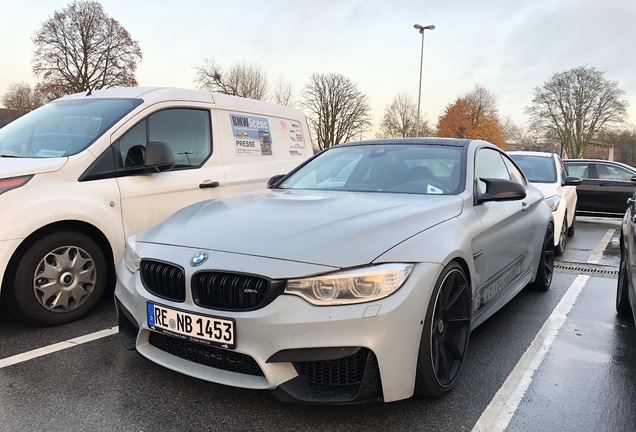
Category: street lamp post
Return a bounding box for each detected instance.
[414,23,435,137]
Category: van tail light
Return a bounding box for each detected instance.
[0,175,33,195]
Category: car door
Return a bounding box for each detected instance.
[593,162,636,215]
[113,105,227,240]
[471,147,539,321]
[626,192,636,315]
[557,156,578,219]
[564,161,596,213]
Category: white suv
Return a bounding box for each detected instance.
[508,151,581,255]
[0,87,313,325]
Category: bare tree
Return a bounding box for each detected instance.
[270,76,294,107]
[596,126,636,166]
[194,58,269,100]
[1,82,44,115]
[526,66,628,158]
[32,0,142,101]
[300,73,372,150]
[379,93,431,138]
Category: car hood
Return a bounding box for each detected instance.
[138,190,464,268]
[530,182,558,198]
[0,157,68,177]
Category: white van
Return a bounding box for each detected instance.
[0,87,314,325]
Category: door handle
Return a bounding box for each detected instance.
[199,181,220,189]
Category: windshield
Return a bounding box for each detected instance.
[0,98,142,158]
[279,144,464,195]
[510,154,557,183]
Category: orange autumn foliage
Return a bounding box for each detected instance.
[436,96,506,149]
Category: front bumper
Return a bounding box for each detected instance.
[114,248,442,403]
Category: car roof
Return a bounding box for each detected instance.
[54,86,305,119]
[565,159,623,163]
[563,159,636,170]
[508,151,556,158]
[335,137,472,148]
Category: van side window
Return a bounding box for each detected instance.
[116,108,212,169]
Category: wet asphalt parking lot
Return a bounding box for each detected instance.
[0,217,634,432]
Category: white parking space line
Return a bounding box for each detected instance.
[587,229,616,264]
[0,326,118,369]
[471,275,589,432]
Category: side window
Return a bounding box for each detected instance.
[475,148,513,195]
[502,156,526,185]
[599,164,633,181]
[558,159,568,183]
[116,108,212,169]
[565,163,590,178]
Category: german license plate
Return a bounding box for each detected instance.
[147,302,235,349]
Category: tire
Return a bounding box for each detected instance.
[415,262,471,397]
[567,212,576,237]
[555,216,567,256]
[531,223,555,291]
[617,246,633,318]
[5,231,108,325]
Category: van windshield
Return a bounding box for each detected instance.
[0,98,142,158]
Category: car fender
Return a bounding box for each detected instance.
[0,180,124,294]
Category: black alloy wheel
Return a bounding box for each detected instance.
[531,223,555,291]
[415,262,471,397]
[617,246,633,318]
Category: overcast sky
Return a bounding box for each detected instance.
[1,0,635,135]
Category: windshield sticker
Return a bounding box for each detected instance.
[35,149,67,157]
[285,120,305,157]
[230,114,273,156]
[427,184,444,194]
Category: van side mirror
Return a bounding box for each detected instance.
[145,141,175,173]
[267,174,286,188]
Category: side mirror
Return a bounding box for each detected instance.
[267,174,286,188]
[144,141,175,173]
[564,176,582,186]
[631,175,636,183]
[477,178,526,203]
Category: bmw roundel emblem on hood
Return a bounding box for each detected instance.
[190,252,208,267]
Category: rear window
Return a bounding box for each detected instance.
[510,154,557,183]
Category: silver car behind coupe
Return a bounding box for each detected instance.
[115,138,554,403]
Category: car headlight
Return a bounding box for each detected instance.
[124,236,140,273]
[285,263,413,306]
[544,194,561,212]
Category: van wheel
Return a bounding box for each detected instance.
[415,262,471,397]
[6,231,107,325]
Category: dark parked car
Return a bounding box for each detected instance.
[563,159,636,217]
[617,191,636,326]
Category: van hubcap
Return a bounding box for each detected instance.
[33,246,97,313]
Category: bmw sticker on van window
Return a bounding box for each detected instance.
[281,120,306,156]
[288,122,306,156]
[230,114,273,156]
